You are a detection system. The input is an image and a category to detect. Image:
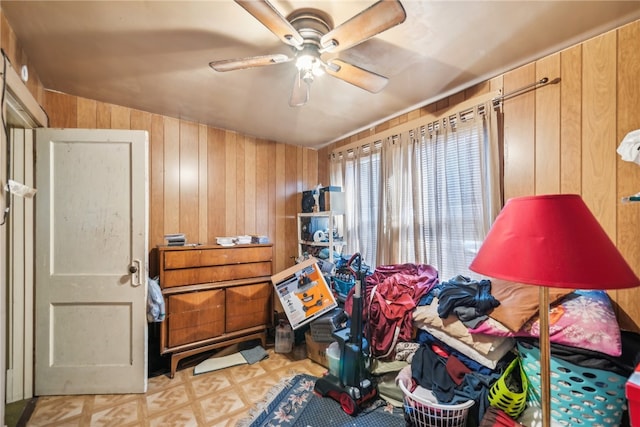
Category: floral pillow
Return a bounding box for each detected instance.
[470,290,622,357]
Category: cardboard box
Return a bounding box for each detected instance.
[271,258,337,330]
[305,330,333,368]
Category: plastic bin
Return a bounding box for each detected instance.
[518,341,627,426]
[326,341,341,377]
[399,379,474,427]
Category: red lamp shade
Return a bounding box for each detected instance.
[469,194,640,289]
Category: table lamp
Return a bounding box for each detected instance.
[469,194,640,427]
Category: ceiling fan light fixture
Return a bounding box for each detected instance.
[295,54,324,77]
[295,43,324,76]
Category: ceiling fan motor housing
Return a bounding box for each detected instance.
[287,8,334,47]
[287,9,333,80]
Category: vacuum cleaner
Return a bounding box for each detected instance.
[313,253,378,415]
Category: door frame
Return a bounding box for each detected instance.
[1,59,48,416]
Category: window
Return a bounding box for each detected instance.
[331,100,501,281]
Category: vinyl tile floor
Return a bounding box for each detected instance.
[23,345,327,427]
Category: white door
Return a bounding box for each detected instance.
[34,128,148,395]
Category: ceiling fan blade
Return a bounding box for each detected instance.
[325,59,388,93]
[209,54,292,72]
[290,71,310,107]
[320,0,406,53]
[235,0,304,48]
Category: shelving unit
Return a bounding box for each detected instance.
[297,211,346,263]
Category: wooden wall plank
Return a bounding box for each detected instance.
[614,20,640,330]
[297,147,305,214]
[96,102,111,129]
[582,30,618,240]
[207,127,226,242]
[224,131,237,235]
[130,109,152,135]
[111,105,130,130]
[560,45,583,195]
[163,117,180,235]
[198,124,208,244]
[318,147,329,188]
[275,143,287,271]
[266,140,277,268]
[178,120,199,243]
[502,64,536,200]
[43,91,76,128]
[235,135,246,235]
[244,136,256,235]
[149,114,164,276]
[285,144,298,265]
[255,138,270,236]
[77,97,97,129]
[535,53,561,194]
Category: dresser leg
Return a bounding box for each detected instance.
[170,355,179,379]
[260,332,267,350]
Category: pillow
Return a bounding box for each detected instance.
[471,290,622,357]
[413,297,511,356]
[488,279,574,332]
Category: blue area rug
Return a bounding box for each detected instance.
[239,374,405,427]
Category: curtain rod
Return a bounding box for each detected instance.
[492,77,561,109]
[331,90,500,156]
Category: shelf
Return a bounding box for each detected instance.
[298,240,346,247]
[298,211,343,217]
[297,211,345,263]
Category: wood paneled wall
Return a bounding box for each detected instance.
[502,20,640,331]
[325,20,640,332]
[42,91,319,276]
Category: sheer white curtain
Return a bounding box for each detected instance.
[330,144,381,267]
[331,100,501,279]
[412,104,501,279]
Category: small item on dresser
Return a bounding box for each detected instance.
[216,236,235,246]
[251,235,270,244]
[165,233,186,246]
[235,235,251,245]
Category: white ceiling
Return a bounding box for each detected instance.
[2,1,640,150]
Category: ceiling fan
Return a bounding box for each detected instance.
[209,0,406,107]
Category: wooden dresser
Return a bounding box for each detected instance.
[157,243,273,378]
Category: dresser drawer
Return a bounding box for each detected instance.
[163,246,272,269]
[167,289,225,347]
[162,261,272,288]
[226,282,272,332]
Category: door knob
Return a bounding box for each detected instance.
[129,265,138,274]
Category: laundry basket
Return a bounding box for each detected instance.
[517,341,627,426]
[399,379,475,427]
